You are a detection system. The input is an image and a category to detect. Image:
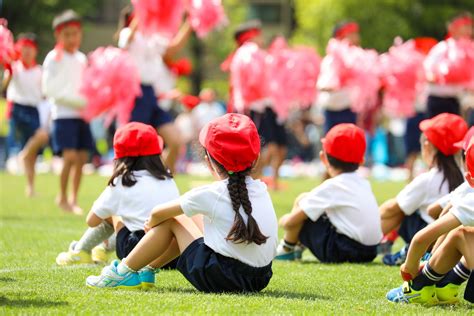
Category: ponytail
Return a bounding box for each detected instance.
[433,151,464,192]
[207,153,268,245]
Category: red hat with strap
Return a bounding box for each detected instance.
[322,123,366,164]
[113,122,164,159]
[419,113,467,156]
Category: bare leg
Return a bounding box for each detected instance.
[20,129,49,197]
[70,150,88,215]
[157,123,183,174]
[429,226,474,273]
[405,152,418,182]
[148,238,181,268]
[191,214,204,233]
[282,194,309,244]
[124,215,202,271]
[381,206,405,235]
[57,150,76,212]
[271,145,287,190]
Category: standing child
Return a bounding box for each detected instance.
[380,113,467,266]
[57,122,180,286]
[275,123,383,263]
[42,10,94,214]
[3,33,43,196]
[386,136,474,305]
[86,114,278,293]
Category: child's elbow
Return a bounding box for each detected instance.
[427,204,441,220]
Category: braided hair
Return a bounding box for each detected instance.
[208,154,268,245]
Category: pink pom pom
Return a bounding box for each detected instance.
[291,47,321,107]
[0,22,15,64]
[230,42,268,113]
[424,38,474,86]
[132,0,185,38]
[187,0,228,38]
[380,40,426,118]
[80,47,142,125]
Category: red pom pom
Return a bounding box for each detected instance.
[0,23,14,65]
[181,94,200,110]
[168,58,193,76]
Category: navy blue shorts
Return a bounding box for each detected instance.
[11,103,40,149]
[404,112,426,155]
[324,108,357,134]
[116,226,145,260]
[250,107,287,146]
[298,216,377,263]
[426,95,460,118]
[465,274,474,303]
[51,119,95,155]
[176,238,273,293]
[398,211,428,244]
[130,85,173,128]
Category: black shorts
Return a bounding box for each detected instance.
[51,118,95,155]
[11,103,40,149]
[250,107,287,146]
[324,108,357,134]
[176,238,273,293]
[426,95,460,118]
[398,211,428,244]
[130,84,173,128]
[298,216,377,263]
[116,227,145,260]
[404,112,426,155]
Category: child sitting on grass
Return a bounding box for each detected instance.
[57,122,180,288]
[380,113,467,266]
[275,123,383,263]
[86,114,278,293]
[386,136,474,305]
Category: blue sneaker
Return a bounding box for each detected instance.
[139,266,159,289]
[274,241,296,261]
[294,245,305,260]
[86,260,141,289]
[386,281,438,305]
[383,245,408,266]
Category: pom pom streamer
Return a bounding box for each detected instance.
[187,0,228,38]
[0,22,15,64]
[80,47,141,125]
[131,0,185,38]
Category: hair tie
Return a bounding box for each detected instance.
[228,171,234,175]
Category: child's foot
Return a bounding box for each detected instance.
[86,260,141,289]
[275,240,297,261]
[139,266,160,290]
[25,186,36,198]
[91,245,109,265]
[383,246,408,266]
[56,197,73,212]
[71,204,84,216]
[436,283,460,304]
[56,241,93,266]
[386,281,438,305]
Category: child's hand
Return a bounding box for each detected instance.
[400,263,418,281]
[144,220,151,233]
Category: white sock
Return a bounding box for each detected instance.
[117,261,135,274]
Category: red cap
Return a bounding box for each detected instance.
[113,122,163,159]
[334,22,359,39]
[419,113,468,156]
[466,139,474,187]
[322,123,366,164]
[454,126,474,151]
[199,113,260,172]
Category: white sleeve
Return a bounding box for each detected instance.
[41,52,61,100]
[180,185,219,219]
[91,186,120,219]
[450,193,474,227]
[437,193,451,209]
[118,28,132,49]
[298,181,334,221]
[396,173,428,216]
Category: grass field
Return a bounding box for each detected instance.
[0,172,471,315]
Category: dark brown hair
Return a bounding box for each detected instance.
[208,153,268,245]
[108,154,172,187]
[433,151,464,192]
[326,154,359,173]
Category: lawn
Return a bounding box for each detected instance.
[0,172,471,315]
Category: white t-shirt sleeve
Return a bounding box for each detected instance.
[118,28,132,49]
[180,184,219,219]
[450,193,474,227]
[396,173,429,216]
[91,186,120,219]
[437,193,451,209]
[298,181,334,221]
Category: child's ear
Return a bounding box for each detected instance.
[319,151,328,167]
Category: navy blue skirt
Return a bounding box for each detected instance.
[11,103,40,149]
[324,108,357,134]
[130,85,173,128]
[51,118,94,155]
[426,95,460,118]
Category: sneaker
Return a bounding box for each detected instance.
[86,260,141,289]
[377,241,393,256]
[386,281,438,305]
[91,245,109,265]
[436,283,460,304]
[139,266,159,289]
[275,241,296,261]
[294,244,305,260]
[383,245,408,266]
[56,241,93,266]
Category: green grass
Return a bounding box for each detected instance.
[0,173,471,315]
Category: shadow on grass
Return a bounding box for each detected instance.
[0,296,68,308]
[298,260,386,267]
[0,277,15,282]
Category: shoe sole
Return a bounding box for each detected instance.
[86,284,142,290]
[141,282,155,290]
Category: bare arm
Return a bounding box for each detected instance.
[86,211,103,227]
[164,22,192,60]
[379,198,405,234]
[146,200,184,229]
[427,202,444,220]
[2,69,12,93]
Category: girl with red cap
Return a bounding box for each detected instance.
[117,5,192,174]
[386,136,474,305]
[87,113,278,293]
[58,122,180,288]
[380,113,467,266]
[2,32,46,197]
[275,123,383,263]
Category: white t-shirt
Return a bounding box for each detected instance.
[119,28,170,85]
[42,50,87,119]
[450,192,474,227]
[92,170,180,232]
[191,101,225,131]
[437,182,474,209]
[397,168,450,224]
[6,61,42,106]
[180,177,278,267]
[298,172,383,246]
